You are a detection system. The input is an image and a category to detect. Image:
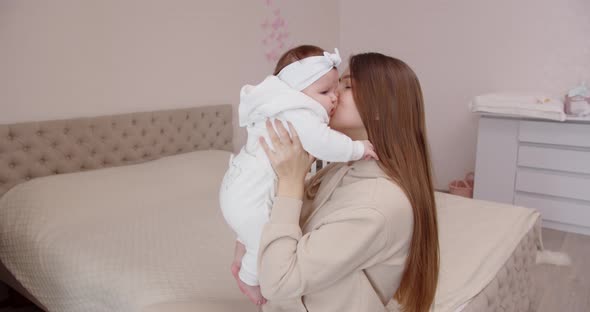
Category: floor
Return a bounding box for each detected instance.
[532,228,590,312]
[1,228,588,312]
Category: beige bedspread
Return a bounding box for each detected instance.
[431,193,541,312]
[0,150,255,312]
[0,149,541,312]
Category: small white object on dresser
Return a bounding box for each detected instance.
[474,115,590,236]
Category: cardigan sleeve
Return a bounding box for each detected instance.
[258,197,390,300]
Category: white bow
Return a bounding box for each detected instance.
[277,48,341,91]
[323,48,341,67]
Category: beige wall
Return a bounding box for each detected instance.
[0,0,339,148]
[340,0,590,189]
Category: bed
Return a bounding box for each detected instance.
[0,105,259,311]
[0,105,542,312]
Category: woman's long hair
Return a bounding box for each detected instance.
[350,53,439,312]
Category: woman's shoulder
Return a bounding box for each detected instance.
[345,161,412,213]
[360,178,413,243]
[327,177,412,245]
[355,177,412,213]
[374,177,409,202]
[333,174,411,217]
[373,178,412,218]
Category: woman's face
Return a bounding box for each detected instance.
[329,68,366,139]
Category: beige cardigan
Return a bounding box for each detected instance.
[258,160,413,312]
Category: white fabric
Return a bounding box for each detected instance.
[0,150,251,312]
[238,75,365,162]
[470,93,566,121]
[227,74,364,285]
[277,48,341,91]
[218,151,276,286]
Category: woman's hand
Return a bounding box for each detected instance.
[260,119,315,199]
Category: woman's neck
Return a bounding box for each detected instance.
[342,128,368,141]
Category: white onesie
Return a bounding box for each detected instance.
[219,52,365,286]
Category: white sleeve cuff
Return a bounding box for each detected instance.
[351,141,365,160]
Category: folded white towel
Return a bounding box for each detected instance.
[470,93,566,121]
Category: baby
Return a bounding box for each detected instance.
[219,45,377,304]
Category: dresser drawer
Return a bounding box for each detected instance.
[519,121,590,148]
[515,169,590,202]
[517,145,590,174]
[515,193,590,228]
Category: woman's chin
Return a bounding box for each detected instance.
[330,124,350,136]
[328,122,340,131]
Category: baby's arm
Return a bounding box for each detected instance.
[282,110,369,162]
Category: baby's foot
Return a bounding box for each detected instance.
[239,280,267,306]
[231,261,267,305]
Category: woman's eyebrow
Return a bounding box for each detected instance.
[340,75,351,80]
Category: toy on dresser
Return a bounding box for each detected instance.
[564,82,590,117]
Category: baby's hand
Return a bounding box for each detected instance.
[362,140,379,160]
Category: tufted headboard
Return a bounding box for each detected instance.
[0,105,233,198]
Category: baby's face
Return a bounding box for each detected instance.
[302,69,339,117]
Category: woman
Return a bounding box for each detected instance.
[238,53,439,312]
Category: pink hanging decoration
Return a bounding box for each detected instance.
[260,0,292,63]
[276,31,289,41]
[271,16,284,30]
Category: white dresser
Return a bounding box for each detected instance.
[473,115,590,236]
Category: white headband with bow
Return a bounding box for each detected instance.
[277,48,341,91]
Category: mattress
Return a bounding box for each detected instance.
[385,220,539,312]
[0,151,542,312]
[459,220,540,312]
[0,259,45,309]
[0,150,252,312]
[387,193,541,312]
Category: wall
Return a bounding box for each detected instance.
[0,0,339,148]
[340,0,590,189]
[4,0,589,188]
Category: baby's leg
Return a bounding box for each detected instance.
[234,207,270,304]
[231,240,266,305]
[238,242,260,286]
[233,240,246,269]
[230,240,266,305]
[236,202,270,285]
[232,263,266,305]
[221,159,275,304]
[235,242,266,305]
